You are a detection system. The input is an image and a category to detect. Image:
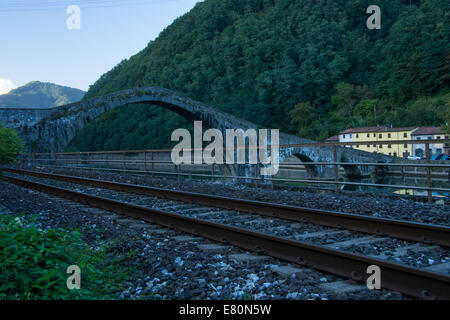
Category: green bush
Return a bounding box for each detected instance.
[0,214,128,300]
[0,123,23,165]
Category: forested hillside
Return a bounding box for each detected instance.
[69,0,449,151]
[0,81,85,109]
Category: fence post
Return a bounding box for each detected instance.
[333,145,339,194]
[425,143,432,203]
[123,152,126,174]
[144,151,147,175]
[151,152,154,178]
[254,163,258,188]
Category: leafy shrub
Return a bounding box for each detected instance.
[0,123,23,165]
[0,214,128,300]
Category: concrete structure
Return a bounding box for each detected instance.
[411,127,449,157]
[1,86,395,178]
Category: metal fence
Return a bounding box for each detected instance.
[18,139,450,203]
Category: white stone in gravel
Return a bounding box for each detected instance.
[286,292,299,299]
[248,273,259,282]
[174,257,184,267]
[161,269,169,276]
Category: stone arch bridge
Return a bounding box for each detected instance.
[0,86,395,178]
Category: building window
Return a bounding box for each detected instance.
[367,134,370,138]
[356,145,359,148]
[342,134,346,138]
[428,136,432,140]
[367,145,370,148]
[388,144,392,148]
[404,133,407,138]
[373,144,376,147]
[394,152,397,157]
[388,133,391,138]
[404,144,408,148]
[356,134,359,138]
[437,136,441,139]
[417,137,421,140]
[389,153,391,156]
[379,134,383,138]
[379,145,383,149]
[373,133,376,137]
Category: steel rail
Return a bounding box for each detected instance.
[5,168,450,247]
[4,175,450,299]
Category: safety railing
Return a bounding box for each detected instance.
[17,138,450,203]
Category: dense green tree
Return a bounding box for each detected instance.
[0,123,23,165]
[290,102,321,138]
[69,0,448,151]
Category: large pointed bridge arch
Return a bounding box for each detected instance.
[4,86,397,178]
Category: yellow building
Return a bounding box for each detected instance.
[338,126,419,158]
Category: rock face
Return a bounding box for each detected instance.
[1,86,394,178]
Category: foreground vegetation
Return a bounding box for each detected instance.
[0,123,22,167]
[0,214,129,300]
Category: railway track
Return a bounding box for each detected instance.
[3,168,450,299]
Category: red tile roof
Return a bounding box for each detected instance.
[339,126,418,134]
[339,126,382,134]
[326,135,339,141]
[378,126,418,132]
[411,127,444,136]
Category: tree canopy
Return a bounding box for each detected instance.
[0,123,23,165]
[69,0,449,151]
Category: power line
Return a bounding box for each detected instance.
[0,0,189,12]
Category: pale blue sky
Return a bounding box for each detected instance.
[0,0,201,92]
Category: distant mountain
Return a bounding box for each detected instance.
[0,81,85,109]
